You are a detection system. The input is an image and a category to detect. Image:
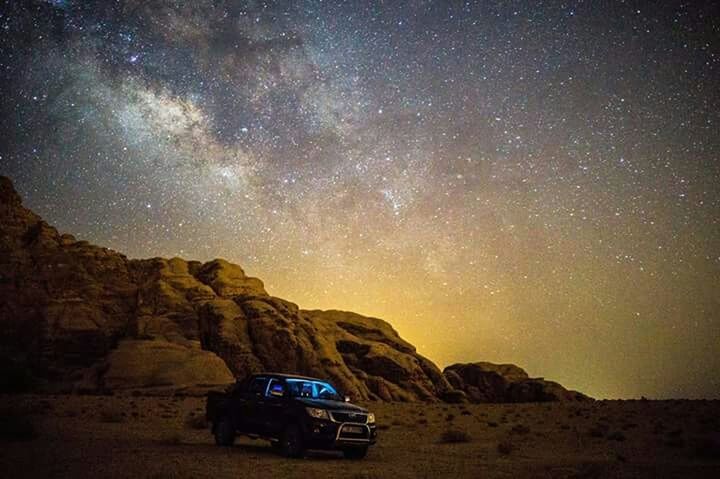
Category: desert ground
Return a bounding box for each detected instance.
[1,394,719,478]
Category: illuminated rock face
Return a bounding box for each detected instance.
[0,176,451,400]
[0,176,585,402]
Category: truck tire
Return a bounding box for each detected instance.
[342,446,368,460]
[280,424,305,458]
[214,417,235,447]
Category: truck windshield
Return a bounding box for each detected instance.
[285,379,341,400]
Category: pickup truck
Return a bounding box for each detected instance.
[206,372,377,459]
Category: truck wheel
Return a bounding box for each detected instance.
[280,424,305,458]
[214,417,235,447]
[342,446,368,460]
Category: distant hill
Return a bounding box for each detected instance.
[0,176,588,402]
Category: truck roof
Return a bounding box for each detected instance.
[249,372,325,382]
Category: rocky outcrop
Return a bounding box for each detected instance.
[0,177,137,378]
[0,176,587,402]
[443,362,590,403]
[0,176,452,400]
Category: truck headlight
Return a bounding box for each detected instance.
[306,407,330,420]
[367,412,376,424]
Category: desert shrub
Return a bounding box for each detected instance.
[185,414,208,430]
[497,439,514,455]
[588,424,608,438]
[607,431,626,441]
[460,410,472,416]
[162,432,183,445]
[100,409,125,423]
[418,418,428,425]
[511,424,530,435]
[487,421,499,428]
[445,413,455,422]
[574,462,608,478]
[439,429,471,444]
[0,411,37,442]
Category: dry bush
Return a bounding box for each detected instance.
[487,421,499,428]
[445,413,455,422]
[185,414,208,430]
[588,424,608,438]
[511,424,530,435]
[607,431,626,441]
[100,409,125,423]
[497,439,514,455]
[439,429,472,444]
[162,432,183,445]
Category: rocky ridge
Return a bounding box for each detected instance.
[0,176,588,402]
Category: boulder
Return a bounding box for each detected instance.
[101,339,234,390]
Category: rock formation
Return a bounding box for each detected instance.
[0,176,587,402]
[444,362,589,402]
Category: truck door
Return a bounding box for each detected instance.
[261,378,288,436]
[242,376,270,434]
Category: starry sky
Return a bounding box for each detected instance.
[1,0,719,399]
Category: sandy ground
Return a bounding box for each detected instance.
[1,394,719,478]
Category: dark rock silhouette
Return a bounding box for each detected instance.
[444,362,589,402]
[0,176,587,402]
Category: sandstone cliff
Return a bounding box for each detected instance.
[0,176,587,402]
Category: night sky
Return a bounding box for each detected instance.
[1,1,719,399]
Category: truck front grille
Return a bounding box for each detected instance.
[330,411,368,424]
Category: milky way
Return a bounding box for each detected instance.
[1,1,719,398]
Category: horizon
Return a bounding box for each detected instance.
[1,1,719,401]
